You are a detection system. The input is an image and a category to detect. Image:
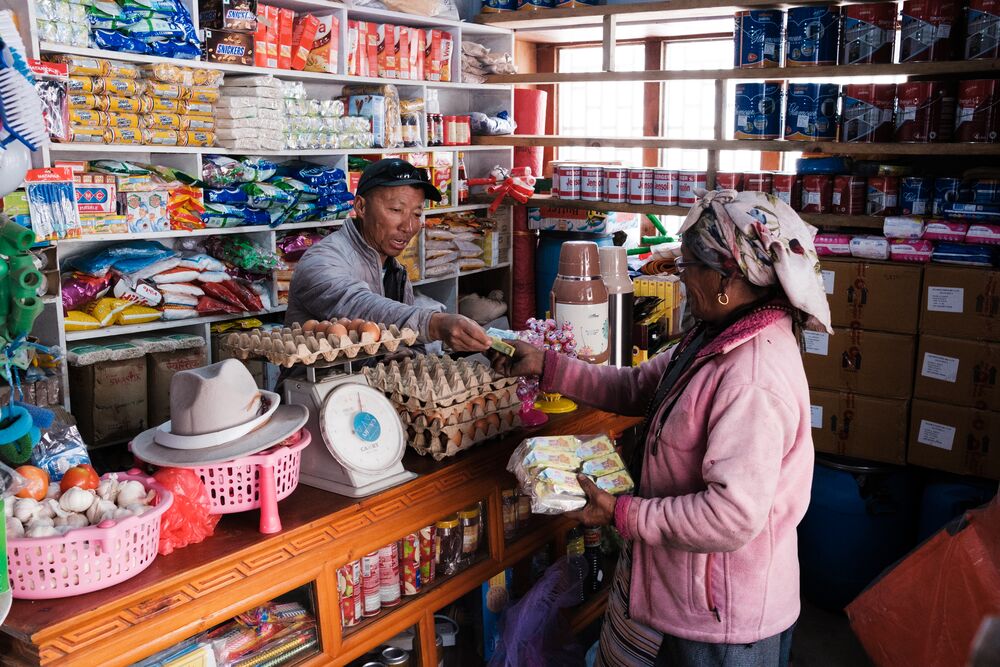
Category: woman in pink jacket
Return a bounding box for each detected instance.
[496,190,833,667]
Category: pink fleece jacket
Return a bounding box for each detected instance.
[541,308,814,644]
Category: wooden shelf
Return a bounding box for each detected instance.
[64,306,287,341]
[488,59,1000,84]
[567,587,611,635]
[474,135,1000,156]
[525,195,887,230]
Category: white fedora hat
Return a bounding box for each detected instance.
[132,359,308,467]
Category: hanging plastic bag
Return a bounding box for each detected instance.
[153,467,221,555]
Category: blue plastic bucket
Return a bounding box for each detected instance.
[798,456,919,610]
[917,474,996,542]
[535,232,613,319]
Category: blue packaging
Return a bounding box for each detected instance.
[482,0,517,10]
[786,6,840,66]
[734,10,783,68]
[901,177,933,216]
[971,179,1000,203]
[932,177,962,216]
[785,83,840,141]
[734,81,783,139]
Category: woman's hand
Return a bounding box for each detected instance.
[489,340,545,377]
[565,475,617,527]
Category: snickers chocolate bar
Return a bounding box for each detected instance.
[200,0,258,33]
[203,28,255,65]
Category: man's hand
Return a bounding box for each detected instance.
[564,475,617,528]
[429,313,491,352]
[490,339,545,377]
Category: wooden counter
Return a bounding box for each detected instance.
[1,408,641,667]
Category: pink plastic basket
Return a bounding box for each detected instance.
[193,430,310,534]
[7,472,173,600]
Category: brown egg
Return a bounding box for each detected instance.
[359,322,381,341]
[485,413,500,430]
[337,317,351,327]
[474,418,489,434]
[313,320,330,334]
[329,323,348,338]
[348,318,367,331]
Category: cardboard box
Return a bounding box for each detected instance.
[802,327,916,398]
[919,264,1000,340]
[199,0,258,33]
[409,28,425,80]
[70,356,148,447]
[914,335,1000,411]
[73,173,116,213]
[346,20,359,76]
[376,24,397,79]
[202,28,255,66]
[264,5,279,68]
[908,400,999,479]
[364,21,379,78]
[809,389,909,464]
[277,7,294,69]
[290,13,320,71]
[119,190,169,232]
[253,2,268,67]
[147,347,208,425]
[395,25,409,79]
[822,258,923,334]
[425,29,442,81]
[305,14,338,73]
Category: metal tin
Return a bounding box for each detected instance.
[651,169,679,205]
[603,167,628,203]
[734,10,783,68]
[418,525,436,585]
[955,79,1000,143]
[382,647,411,666]
[801,175,833,213]
[517,0,553,10]
[627,168,653,204]
[773,173,801,209]
[734,81,783,140]
[866,176,900,216]
[716,172,742,190]
[399,532,421,596]
[361,552,381,617]
[968,178,1000,202]
[841,84,896,143]
[901,176,933,215]
[900,0,960,62]
[895,81,955,143]
[559,165,581,199]
[832,175,867,215]
[378,543,401,607]
[678,171,707,207]
[744,172,773,193]
[785,83,840,141]
[932,177,962,215]
[580,166,603,201]
[841,3,897,64]
[967,0,1000,59]
[786,6,841,66]
[482,0,517,11]
[338,560,362,628]
[361,662,387,667]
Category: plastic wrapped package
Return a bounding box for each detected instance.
[37,79,70,143]
[61,272,111,312]
[29,421,90,482]
[153,467,221,555]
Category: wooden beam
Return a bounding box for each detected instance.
[602,14,618,71]
[642,39,662,167]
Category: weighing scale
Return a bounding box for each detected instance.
[285,362,416,498]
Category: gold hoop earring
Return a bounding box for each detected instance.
[717,292,730,306]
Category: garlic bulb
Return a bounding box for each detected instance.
[4,500,12,518]
[13,498,42,523]
[86,498,116,525]
[97,474,120,503]
[54,513,88,530]
[46,498,70,519]
[27,516,54,529]
[126,503,151,516]
[60,487,96,513]
[45,482,60,500]
[36,501,55,520]
[111,507,134,521]
[26,524,59,538]
[115,481,146,508]
[6,516,24,538]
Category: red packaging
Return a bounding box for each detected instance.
[290,14,320,71]
[361,552,380,617]
[396,25,410,79]
[715,172,742,190]
[866,176,900,216]
[773,173,801,209]
[425,29,443,81]
[276,7,294,69]
[841,3,898,64]
[814,233,853,256]
[652,169,678,205]
[744,172,773,193]
[253,3,268,67]
[833,175,867,215]
[409,29,425,80]
[418,525,436,585]
[895,81,955,143]
[955,79,1000,143]
[440,31,453,82]
[365,22,379,78]
[338,560,362,628]
[966,223,1000,244]
[900,0,960,62]
[378,543,400,607]
[604,167,628,203]
[923,219,969,241]
[842,83,896,143]
[377,24,397,79]
[678,170,707,207]
[801,175,833,213]
[399,533,421,596]
[264,5,279,68]
[889,239,935,263]
[347,20,359,76]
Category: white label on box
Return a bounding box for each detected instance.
[803,331,829,356]
[764,42,776,56]
[912,201,926,215]
[738,114,748,127]
[927,286,964,313]
[832,192,843,205]
[902,106,916,122]
[921,353,960,383]
[917,419,956,451]
[937,23,951,38]
[806,191,822,205]
[958,106,975,124]
[810,405,823,429]
[822,270,835,294]
[797,113,810,129]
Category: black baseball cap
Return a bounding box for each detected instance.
[356,158,442,202]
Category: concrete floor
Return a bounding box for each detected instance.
[792,602,873,667]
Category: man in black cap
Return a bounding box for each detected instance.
[286,158,491,352]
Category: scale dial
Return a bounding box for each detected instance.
[318,383,405,475]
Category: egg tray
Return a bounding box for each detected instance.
[363,355,517,408]
[398,386,519,428]
[223,325,418,367]
[408,407,522,460]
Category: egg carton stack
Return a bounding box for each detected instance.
[363,355,520,460]
[222,321,418,367]
[215,75,287,152]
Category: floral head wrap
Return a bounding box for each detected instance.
[679,189,833,333]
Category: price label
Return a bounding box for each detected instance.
[821,270,835,295]
[803,331,829,356]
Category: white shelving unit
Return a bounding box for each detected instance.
[6,0,516,410]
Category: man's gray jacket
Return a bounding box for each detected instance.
[285,218,432,341]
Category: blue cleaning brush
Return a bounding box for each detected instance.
[0,12,47,152]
